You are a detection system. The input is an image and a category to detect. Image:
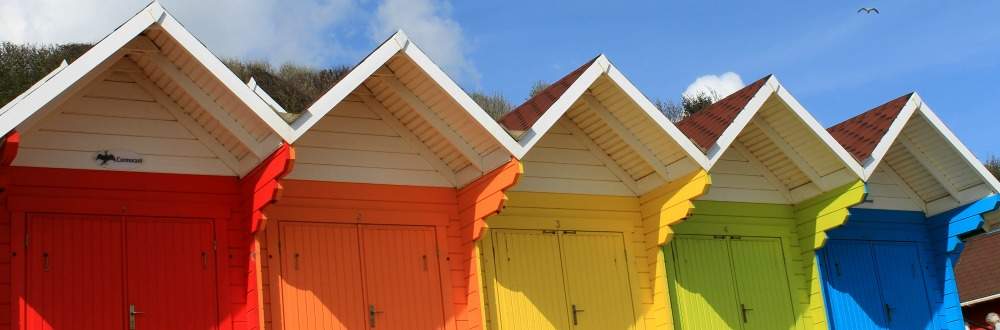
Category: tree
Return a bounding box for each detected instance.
[528,80,550,98]
[1,42,93,106]
[681,90,717,116]
[470,91,513,120]
[985,156,1000,180]
[653,98,686,122]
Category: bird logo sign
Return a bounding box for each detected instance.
[94,150,143,170]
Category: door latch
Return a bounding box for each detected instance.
[740,304,753,323]
[369,304,384,328]
[129,304,144,330]
[571,304,584,325]
[884,303,893,323]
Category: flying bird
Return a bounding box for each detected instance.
[858,7,880,14]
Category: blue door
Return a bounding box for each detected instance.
[821,240,888,329]
[872,242,933,330]
[821,240,934,330]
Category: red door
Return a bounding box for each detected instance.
[26,214,126,330]
[360,225,446,329]
[125,217,218,330]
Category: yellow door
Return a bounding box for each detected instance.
[560,232,636,330]
[489,230,571,329]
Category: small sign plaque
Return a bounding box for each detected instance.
[94,150,144,170]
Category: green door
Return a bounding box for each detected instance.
[667,236,742,329]
[730,238,796,330]
[666,235,797,330]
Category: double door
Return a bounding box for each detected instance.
[25,213,218,330]
[486,230,636,330]
[665,235,796,330]
[820,240,933,330]
[277,223,446,329]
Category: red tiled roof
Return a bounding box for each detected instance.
[498,56,599,132]
[675,75,771,150]
[826,93,912,162]
[956,230,1000,303]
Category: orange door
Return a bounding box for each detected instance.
[26,213,126,330]
[360,225,446,329]
[125,217,218,330]
[279,222,366,330]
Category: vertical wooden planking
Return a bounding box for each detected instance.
[729,238,797,330]
[360,225,447,329]
[487,230,570,330]
[664,236,741,330]
[277,222,365,330]
[560,232,637,330]
[25,213,125,330]
[125,217,218,330]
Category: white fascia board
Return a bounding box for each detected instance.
[703,76,775,168]
[247,78,289,114]
[860,95,919,179]
[0,61,68,117]
[287,32,404,141]
[400,37,521,159]
[514,57,606,158]
[603,61,710,170]
[912,94,1000,194]
[771,78,865,180]
[0,2,160,136]
[155,6,293,145]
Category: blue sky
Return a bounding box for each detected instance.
[3,0,999,158]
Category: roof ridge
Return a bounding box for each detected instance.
[826,92,913,161]
[674,75,771,150]
[498,55,601,132]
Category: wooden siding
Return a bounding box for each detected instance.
[514,118,635,196]
[480,169,710,330]
[925,196,1000,329]
[260,159,520,330]
[15,59,245,176]
[286,99,454,187]
[480,192,652,329]
[701,145,790,204]
[141,30,275,146]
[661,181,864,330]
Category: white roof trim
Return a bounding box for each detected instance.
[283,31,522,159]
[513,55,711,169]
[0,60,68,117]
[247,78,288,114]
[857,95,920,179]
[961,292,1000,306]
[909,94,1000,194]
[0,1,292,150]
[703,76,865,180]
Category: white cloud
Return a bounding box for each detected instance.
[371,0,478,84]
[683,72,745,101]
[0,0,360,66]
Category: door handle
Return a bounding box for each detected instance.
[293,252,300,270]
[740,304,753,323]
[369,304,384,328]
[884,303,893,323]
[42,252,49,272]
[201,251,207,269]
[129,304,144,330]
[571,304,584,325]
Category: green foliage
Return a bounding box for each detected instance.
[0,42,93,106]
[681,91,716,116]
[985,156,1000,180]
[470,91,513,119]
[224,59,350,114]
